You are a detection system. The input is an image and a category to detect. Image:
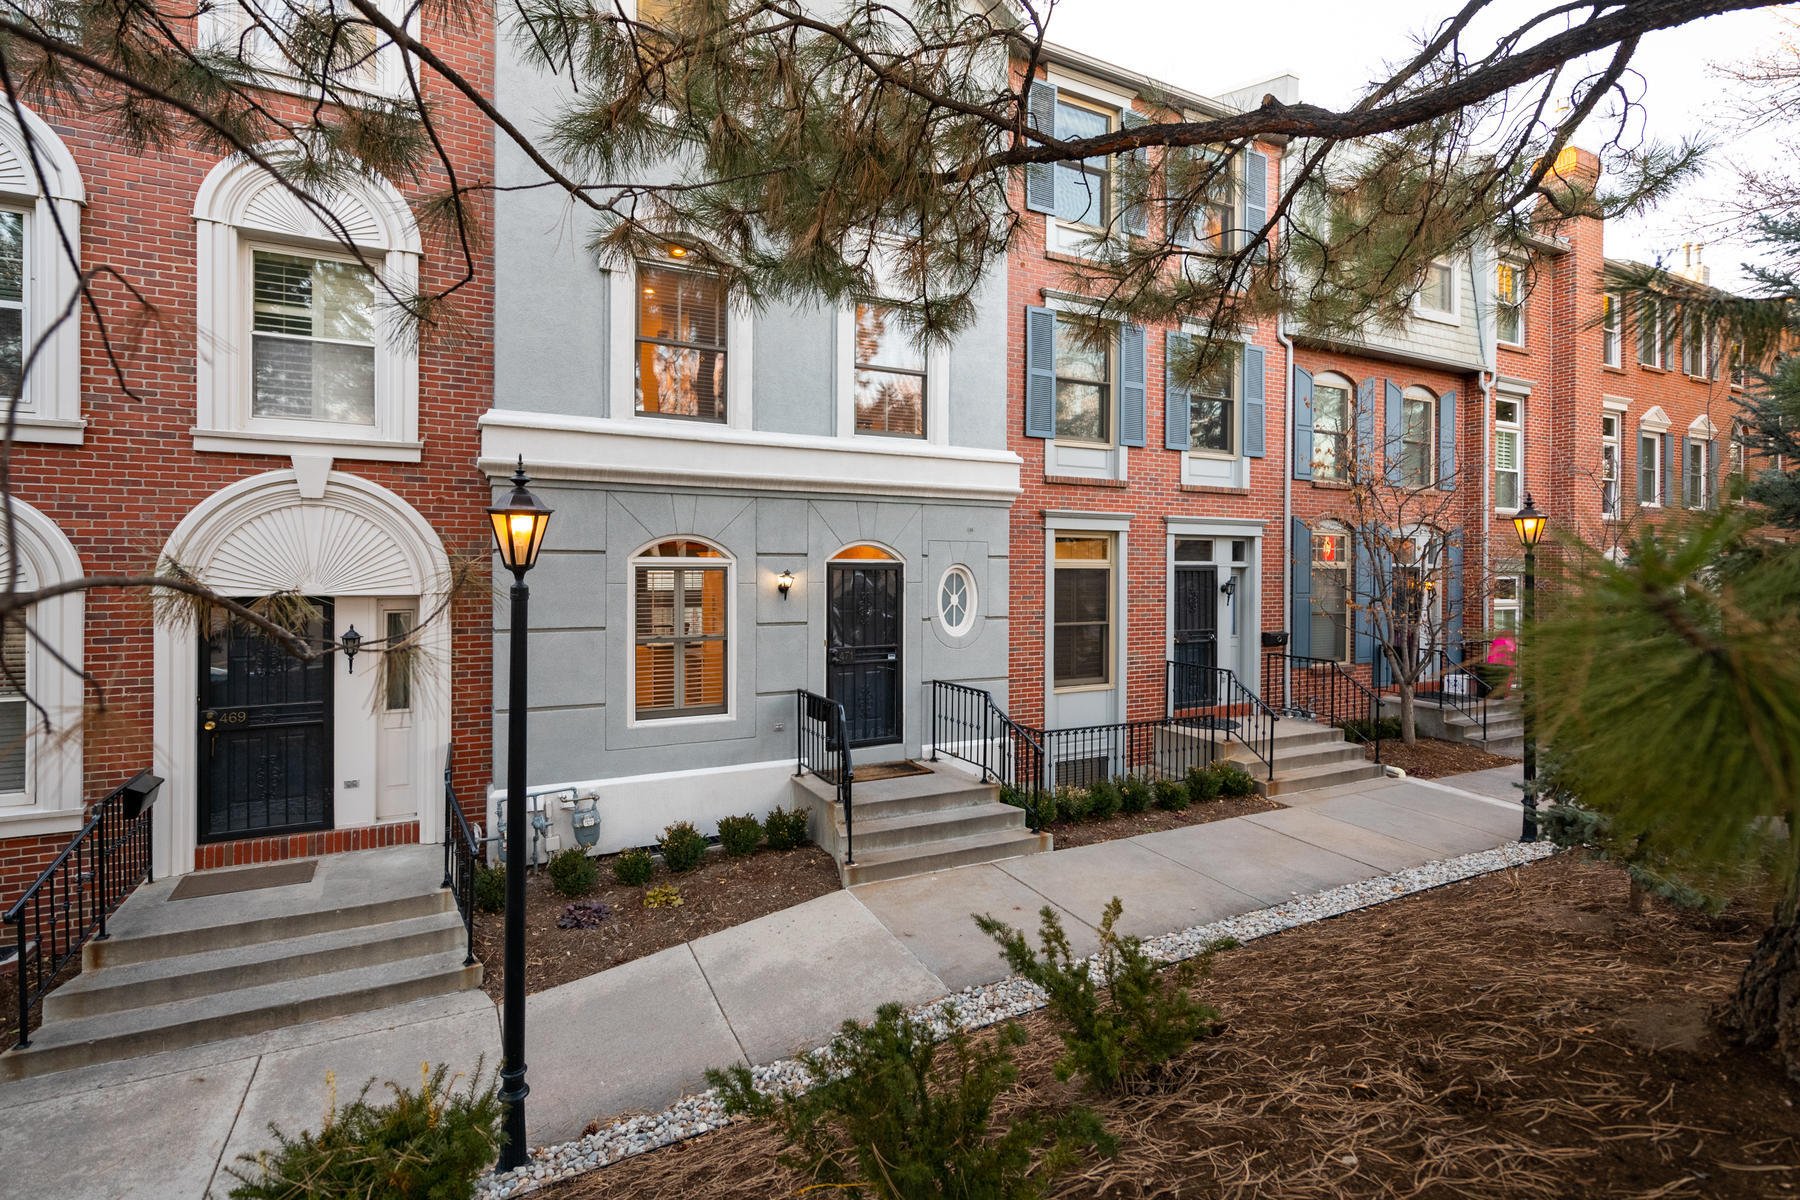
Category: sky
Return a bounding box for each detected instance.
[1044,0,1796,290]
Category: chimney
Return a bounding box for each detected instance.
[1674,242,1711,286]
[1534,146,1602,225]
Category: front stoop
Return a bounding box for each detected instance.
[794,764,1052,886]
[1217,719,1387,798]
[0,844,482,1081]
[1380,695,1526,759]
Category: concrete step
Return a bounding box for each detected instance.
[795,769,998,823]
[828,801,1027,855]
[1260,759,1387,797]
[1,950,482,1081]
[44,911,466,1020]
[1262,741,1369,773]
[842,828,1052,887]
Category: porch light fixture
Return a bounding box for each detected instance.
[489,458,554,579]
[1512,491,1548,843]
[777,569,795,599]
[339,625,362,674]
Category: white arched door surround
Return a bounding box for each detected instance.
[151,469,451,876]
[0,497,86,836]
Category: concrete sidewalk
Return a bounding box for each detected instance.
[0,768,1525,1199]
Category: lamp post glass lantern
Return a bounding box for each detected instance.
[489,457,552,1173]
[1511,493,1545,843]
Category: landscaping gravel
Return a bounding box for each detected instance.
[476,838,1558,1198]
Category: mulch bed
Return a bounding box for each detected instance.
[1046,793,1281,849]
[472,846,841,998]
[1368,735,1519,779]
[541,852,1797,1200]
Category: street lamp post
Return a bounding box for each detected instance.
[488,458,553,1173]
[1510,492,1547,843]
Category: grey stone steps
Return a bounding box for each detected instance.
[1260,759,1388,797]
[1242,741,1369,773]
[44,911,467,1020]
[87,888,453,970]
[841,828,1053,887]
[796,770,998,822]
[1,949,481,1081]
[827,801,1027,854]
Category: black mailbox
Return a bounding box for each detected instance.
[1261,631,1290,647]
[120,771,165,820]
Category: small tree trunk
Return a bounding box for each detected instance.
[1398,682,1417,745]
[1720,889,1800,1080]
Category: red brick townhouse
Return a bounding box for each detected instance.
[1004,43,1289,744]
[0,4,495,903]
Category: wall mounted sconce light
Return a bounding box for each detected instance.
[1219,577,1237,598]
[340,625,362,673]
[777,569,796,600]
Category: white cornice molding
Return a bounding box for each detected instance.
[478,409,1022,502]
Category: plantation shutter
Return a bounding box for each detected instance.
[1024,82,1058,215]
[1370,538,1395,686]
[1633,418,1646,505]
[1024,306,1057,439]
[0,617,25,793]
[1680,435,1694,507]
[1289,517,1312,659]
[1291,365,1314,480]
[1120,110,1150,237]
[1707,439,1720,509]
[1119,323,1147,447]
[1241,344,1266,458]
[1661,432,1674,506]
[1444,532,1464,659]
[1242,148,1270,260]
[1164,330,1192,450]
[1437,389,1458,490]
[1382,380,1403,485]
[1352,532,1375,666]
[1356,378,1376,477]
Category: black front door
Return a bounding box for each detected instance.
[199,600,334,843]
[827,563,902,747]
[1172,565,1219,707]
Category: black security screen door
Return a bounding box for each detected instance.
[199,599,334,843]
[1172,565,1219,706]
[827,563,902,747]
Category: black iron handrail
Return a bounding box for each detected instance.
[4,770,163,1050]
[1166,660,1278,780]
[1263,651,1384,765]
[795,690,855,865]
[929,680,1046,830]
[1418,647,1490,741]
[440,753,478,967]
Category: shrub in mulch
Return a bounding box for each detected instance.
[762,806,811,851]
[547,847,601,897]
[657,822,708,873]
[556,901,612,930]
[472,864,506,913]
[611,848,655,887]
[716,814,765,857]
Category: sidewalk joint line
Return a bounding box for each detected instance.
[686,942,751,1068]
[1405,774,1528,813]
[205,1053,262,1197]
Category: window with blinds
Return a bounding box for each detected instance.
[0,211,23,404]
[1052,535,1112,688]
[1493,398,1521,511]
[251,250,378,425]
[852,304,925,437]
[0,618,27,795]
[636,262,727,422]
[634,548,728,719]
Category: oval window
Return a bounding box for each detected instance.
[937,566,976,636]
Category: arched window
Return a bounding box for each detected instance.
[0,101,85,443]
[831,544,899,561]
[631,538,732,722]
[193,144,421,459]
[0,499,85,827]
[1397,385,1438,488]
[1311,373,1354,481]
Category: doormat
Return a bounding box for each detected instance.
[169,859,317,901]
[849,761,933,782]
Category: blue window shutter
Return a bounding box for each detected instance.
[1024,82,1057,215]
[1706,439,1719,509]
[1661,432,1674,505]
[1169,148,1197,248]
[1289,516,1312,659]
[1445,532,1464,656]
[1437,389,1457,490]
[1241,344,1266,458]
[1352,534,1375,666]
[1292,365,1313,480]
[1633,418,1643,505]
[1382,380,1402,485]
[1120,111,1149,237]
[1356,378,1376,477]
[1164,330,1192,451]
[1119,323,1147,447]
[1680,435,1694,506]
[1242,148,1269,261]
[1024,306,1057,438]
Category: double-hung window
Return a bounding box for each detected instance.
[1493,397,1522,511]
[0,618,26,798]
[1495,262,1525,346]
[852,303,925,437]
[1053,535,1112,688]
[636,263,727,422]
[1189,344,1238,454]
[1602,294,1622,367]
[1492,575,1521,634]
[633,540,728,720]
[250,249,378,425]
[1601,412,1621,520]
[1686,439,1708,509]
[1639,432,1662,506]
[0,210,23,402]
[1637,299,1667,368]
[1051,97,1113,231]
[1054,323,1111,444]
[1310,529,1350,662]
[1312,378,1351,481]
[1416,260,1457,321]
[1398,391,1435,488]
[1683,314,1711,379]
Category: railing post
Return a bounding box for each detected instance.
[13,917,27,1049]
[929,683,939,762]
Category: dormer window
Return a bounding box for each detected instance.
[1415,261,1458,322]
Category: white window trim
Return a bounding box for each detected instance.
[1492,573,1522,633]
[1639,404,1669,510]
[193,143,422,461]
[1602,292,1623,368]
[1638,299,1668,369]
[1046,523,1121,696]
[1310,370,1357,484]
[1413,259,1461,325]
[936,564,977,637]
[1040,67,1137,259]
[834,305,948,445]
[1310,519,1354,664]
[196,0,420,103]
[1494,260,1526,347]
[624,538,737,730]
[1183,327,1244,463]
[607,258,753,431]
[1398,385,1439,489]
[1493,392,1524,515]
[1601,399,1627,521]
[0,498,85,836]
[0,102,86,445]
[1684,320,1713,380]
